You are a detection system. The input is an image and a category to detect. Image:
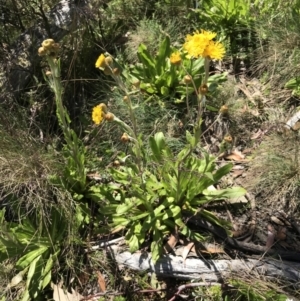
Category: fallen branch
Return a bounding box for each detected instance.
[111,248,300,285]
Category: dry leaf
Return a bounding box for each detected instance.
[276,227,287,241]
[97,271,106,292]
[232,169,244,178]
[242,148,253,154]
[52,282,83,301]
[191,243,224,255]
[163,233,178,253]
[202,243,224,254]
[266,231,275,250]
[225,149,245,161]
[266,224,276,250]
[251,129,263,140]
[86,172,102,181]
[182,242,194,265]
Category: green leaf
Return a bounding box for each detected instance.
[151,227,163,263]
[214,163,233,181]
[190,57,205,74]
[41,251,59,289]
[113,217,130,227]
[285,77,299,89]
[202,187,246,200]
[160,86,169,96]
[20,290,30,301]
[27,254,45,299]
[42,270,52,290]
[161,205,181,220]
[16,247,48,269]
[26,255,41,287]
[149,132,166,162]
[200,210,231,229]
[137,44,156,77]
[129,212,149,221]
[127,234,139,252]
[185,130,196,147]
[166,65,177,87]
[156,36,171,74]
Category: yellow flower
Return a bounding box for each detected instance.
[92,104,105,125]
[183,33,208,58]
[183,29,225,60]
[170,52,181,65]
[95,54,107,69]
[199,30,216,40]
[202,41,225,60]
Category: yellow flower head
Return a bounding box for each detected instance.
[170,51,182,65]
[199,30,216,40]
[183,33,208,58]
[95,54,107,69]
[92,104,105,125]
[183,29,225,60]
[202,41,225,60]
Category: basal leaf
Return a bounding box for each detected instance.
[137,44,156,77]
[202,187,246,200]
[16,247,48,269]
[127,234,139,252]
[156,36,171,74]
[214,163,233,181]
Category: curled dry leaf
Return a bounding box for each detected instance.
[163,233,178,253]
[232,169,245,178]
[225,149,245,161]
[271,216,285,226]
[266,224,276,250]
[251,129,264,140]
[182,242,194,266]
[97,271,106,292]
[276,227,287,241]
[191,243,224,255]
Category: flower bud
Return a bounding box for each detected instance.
[45,71,52,76]
[42,39,55,50]
[123,95,129,102]
[99,103,108,113]
[113,68,121,76]
[224,135,233,143]
[103,67,112,75]
[113,160,120,167]
[121,133,129,143]
[183,75,192,85]
[105,56,113,66]
[219,105,228,114]
[199,84,208,95]
[132,80,140,88]
[38,47,47,56]
[105,112,115,121]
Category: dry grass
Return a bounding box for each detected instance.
[125,18,182,63]
[0,105,73,222]
[246,130,300,210]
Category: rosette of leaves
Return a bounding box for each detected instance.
[0,207,67,300]
[285,76,300,97]
[123,36,227,103]
[89,132,246,262]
